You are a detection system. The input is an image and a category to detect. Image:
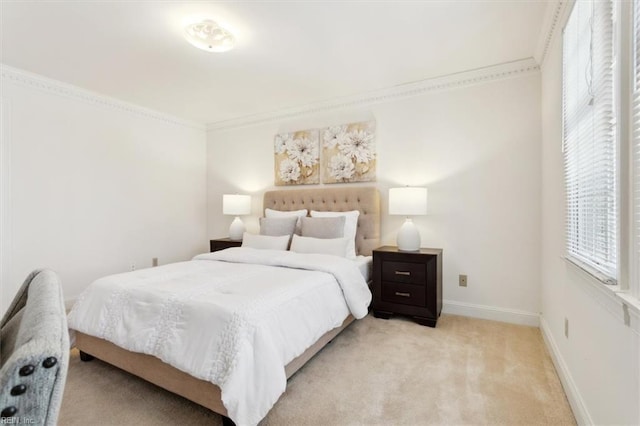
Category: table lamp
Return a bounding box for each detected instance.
[389,187,428,251]
[223,194,251,241]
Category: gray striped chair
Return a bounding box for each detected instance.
[0,270,69,425]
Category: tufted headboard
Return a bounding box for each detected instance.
[263,187,380,256]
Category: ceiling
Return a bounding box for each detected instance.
[0,1,549,125]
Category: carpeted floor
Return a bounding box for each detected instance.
[59,314,575,425]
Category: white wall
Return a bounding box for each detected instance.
[540,16,640,426]
[207,73,542,325]
[0,72,207,314]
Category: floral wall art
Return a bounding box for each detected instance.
[274,130,320,185]
[273,121,376,186]
[321,121,376,183]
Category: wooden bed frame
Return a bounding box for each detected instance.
[74,187,380,424]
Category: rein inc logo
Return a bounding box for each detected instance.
[0,417,35,424]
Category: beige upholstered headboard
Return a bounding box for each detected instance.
[263,187,381,256]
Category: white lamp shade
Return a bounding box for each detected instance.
[223,194,251,215]
[389,187,428,216]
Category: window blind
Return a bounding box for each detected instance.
[633,0,640,294]
[563,0,617,283]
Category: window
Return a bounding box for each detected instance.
[563,0,618,284]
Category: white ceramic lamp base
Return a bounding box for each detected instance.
[228,217,245,241]
[396,218,421,251]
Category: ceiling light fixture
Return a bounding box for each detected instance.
[184,19,235,53]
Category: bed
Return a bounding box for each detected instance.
[68,187,380,426]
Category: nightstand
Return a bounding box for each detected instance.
[209,238,242,252]
[372,246,443,327]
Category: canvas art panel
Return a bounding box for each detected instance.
[321,121,376,184]
[274,130,320,185]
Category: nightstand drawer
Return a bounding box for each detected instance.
[381,282,425,307]
[382,261,426,285]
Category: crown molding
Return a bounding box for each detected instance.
[206,57,540,132]
[534,1,570,67]
[0,64,205,131]
[1,58,541,134]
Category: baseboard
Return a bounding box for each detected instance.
[65,297,538,326]
[442,299,540,326]
[539,316,592,425]
[67,295,539,327]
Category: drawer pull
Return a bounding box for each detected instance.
[395,271,411,276]
[395,291,411,297]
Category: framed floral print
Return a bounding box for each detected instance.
[274,130,320,185]
[321,121,376,183]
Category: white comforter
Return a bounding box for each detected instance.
[68,248,372,425]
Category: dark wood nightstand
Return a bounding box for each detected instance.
[209,238,242,252]
[372,246,443,327]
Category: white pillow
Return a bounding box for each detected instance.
[310,210,360,259]
[265,208,307,234]
[289,234,349,258]
[264,208,307,218]
[241,233,289,250]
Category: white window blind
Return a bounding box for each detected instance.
[633,0,640,295]
[563,0,617,283]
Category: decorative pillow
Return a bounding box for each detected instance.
[241,233,289,251]
[310,210,360,259]
[264,208,307,234]
[300,216,345,239]
[289,234,349,258]
[259,216,298,237]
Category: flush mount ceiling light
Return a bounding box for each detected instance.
[184,19,235,53]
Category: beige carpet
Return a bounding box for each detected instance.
[59,314,575,425]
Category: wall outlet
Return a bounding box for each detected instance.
[564,317,569,338]
[459,274,468,287]
[152,257,158,267]
[129,262,136,272]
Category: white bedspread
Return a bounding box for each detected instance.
[68,248,372,425]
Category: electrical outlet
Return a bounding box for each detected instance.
[129,262,136,272]
[564,317,569,338]
[459,274,467,287]
[152,257,158,267]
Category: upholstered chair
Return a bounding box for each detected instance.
[0,270,69,425]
